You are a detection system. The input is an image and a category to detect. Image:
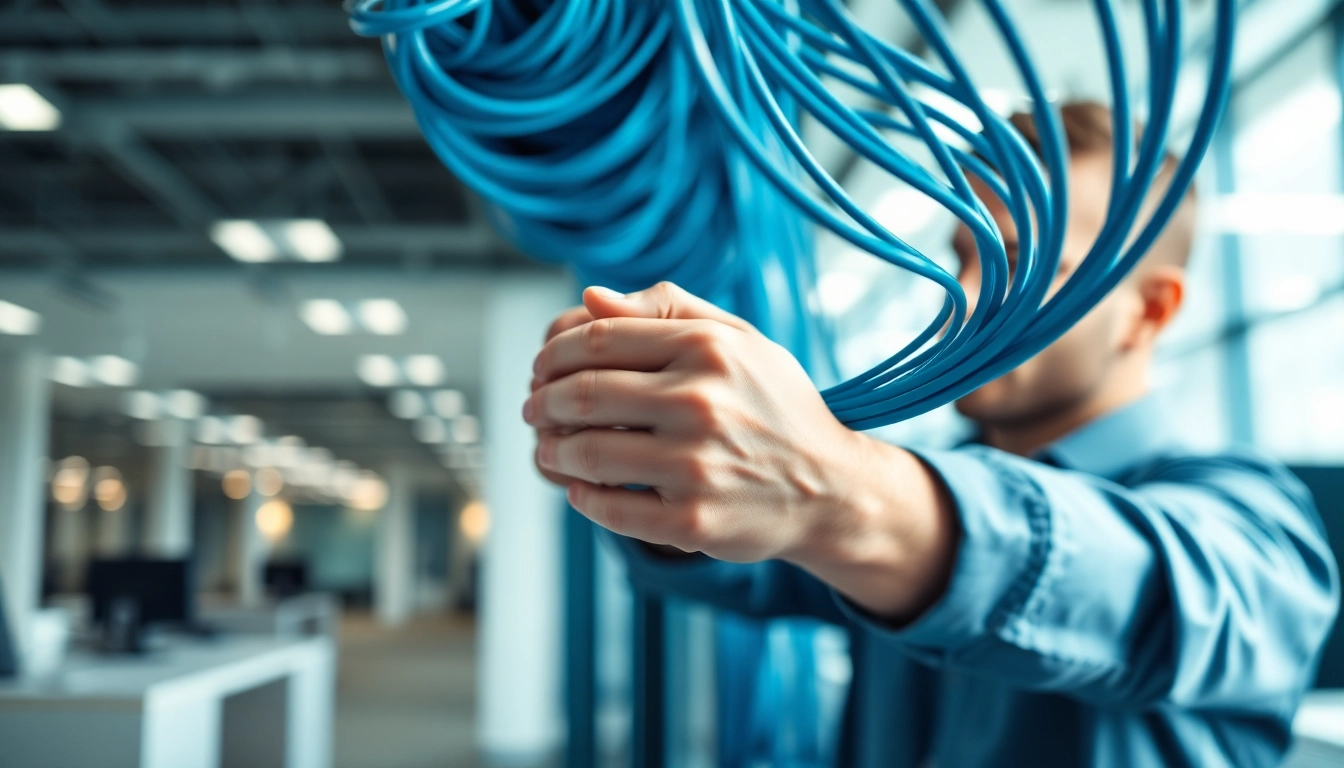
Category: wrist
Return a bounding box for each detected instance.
[784,432,960,622]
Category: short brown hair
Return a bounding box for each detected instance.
[1008,100,1196,266]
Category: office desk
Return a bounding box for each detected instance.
[1286,690,1344,768]
[0,635,334,768]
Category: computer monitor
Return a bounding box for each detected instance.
[87,558,194,630]
[263,559,309,598]
[0,573,17,677]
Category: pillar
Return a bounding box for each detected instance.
[478,277,570,764]
[375,464,415,626]
[143,423,194,557]
[230,489,267,607]
[0,347,52,672]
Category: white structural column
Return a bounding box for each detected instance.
[375,463,415,627]
[0,347,52,671]
[143,424,194,557]
[479,277,570,763]
[231,489,268,607]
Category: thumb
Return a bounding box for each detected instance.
[582,281,757,334]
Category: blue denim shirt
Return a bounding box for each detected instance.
[611,397,1340,767]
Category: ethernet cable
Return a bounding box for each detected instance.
[347,0,1235,430]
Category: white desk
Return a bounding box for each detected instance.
[1286,690,1344,768]
[0,635,334,768]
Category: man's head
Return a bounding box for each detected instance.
[953,101,1197,434]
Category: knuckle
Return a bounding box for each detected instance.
[686,322,733,372]
[580,317,617,356]
[675,501,710,549]
[673,385,723,431]
[574,369,600,419]
[677,453,712,485]
[599,497,625,532]
[577,433,602,477]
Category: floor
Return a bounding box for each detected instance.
[334,612,479,768]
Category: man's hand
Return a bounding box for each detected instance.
[525,282,959,620]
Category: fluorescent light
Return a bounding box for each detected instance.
[451,414,480,444]
[195,416,227,445]
[1205,194,1344,235]
[357,299,408,336]
[283,219,343,263]
[91,355,139,387]
[228,415,263,444]
[404,354,445,386]
[0,84,61,131]
[50,356,90,387]
[211,220,278,263]
[300,299,353,335]
[0,300,40,335]
[123,390,161,420]
[357,354,400,387]
[389,390,426,419]
[162,389,206,419]
[431,389,464,419]
[414,416,448,444]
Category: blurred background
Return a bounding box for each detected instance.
[0,1,1340,767]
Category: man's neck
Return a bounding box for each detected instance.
[980,380,1148,458]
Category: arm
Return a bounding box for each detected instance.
[842,446,1339,713]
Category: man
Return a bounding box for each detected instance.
[523,102,1339,767]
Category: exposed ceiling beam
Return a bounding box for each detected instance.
[97,135,220,226]
[0,224,505,262]
[71,92,418,139]
[0,8,352,44]
[1,48,388,85]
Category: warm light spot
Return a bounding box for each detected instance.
[222,469,252,500]
[255,466,285,497]
[459,500,489,544]
[256,499,294,541]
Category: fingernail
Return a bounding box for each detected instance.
[522,398,534,422]
[537,437,554,467]
[589,286,624,299]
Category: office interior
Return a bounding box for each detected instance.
[0,1,1341,767]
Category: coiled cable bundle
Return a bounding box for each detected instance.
[348,0,1236,430]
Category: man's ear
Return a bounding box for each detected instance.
[1122,265,1184,350]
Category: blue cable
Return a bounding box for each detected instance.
[347,0,1237,431]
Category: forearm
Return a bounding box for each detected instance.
[783,434,960,624]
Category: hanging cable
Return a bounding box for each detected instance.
[347,0,1236,430]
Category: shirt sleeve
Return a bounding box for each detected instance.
[835,446,1340,714]
[603,532,848,625]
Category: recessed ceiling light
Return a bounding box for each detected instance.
[414,415,447,444]
[0,84,61,131]
[0,300,40,335]
[357,354,400,387]
[451,414,480,444]
[389,389,426,419]
[228,415,263,445]
[195,416,227,445]
[404,354,445,386]
[163,389,206,419]
[211,220,278,263]
[357,299,407,336]
[431,389,464,418]
[300,299,353,335]
[49,356,89,387]
[123,390,161,420]
[90,356,139,387]
[283,219,343,263]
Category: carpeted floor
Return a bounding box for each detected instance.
[334,612,479,768]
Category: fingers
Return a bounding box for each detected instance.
[525,369,673,430]
[583,282,758,335]
[546,305,593,342]
[535,316,732,383]
[538,428,671,487]
[566,481,680,545]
